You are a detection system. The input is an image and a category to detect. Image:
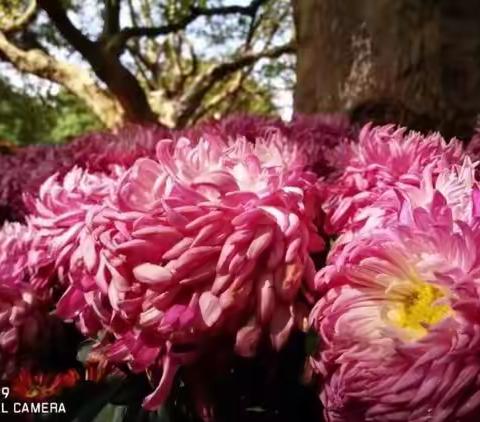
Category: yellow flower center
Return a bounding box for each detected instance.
[388,281,451,339]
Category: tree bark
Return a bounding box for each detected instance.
[293,0,480,139]
[38,0,158,125]
[0,32,124,128]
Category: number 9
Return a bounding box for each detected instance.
[1,387,9,399]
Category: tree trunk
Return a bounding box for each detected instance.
[89,50,158,124]
[293,0,480,139]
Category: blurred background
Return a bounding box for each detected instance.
[0,0,294,145]
[2,0,480,146]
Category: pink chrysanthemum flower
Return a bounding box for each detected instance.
[0,223,34,285]
[1,117,349,223]
[0,125,167,223]
[310,196,480,421]
[323,124,464,234]
[0,282,48,380]
[185,114,285,144]
[183,114,353,178]
[329,158,480,259]
[467,128,480,163]
[29,166,123,290]
[33,135,324,409]
[0,222,53,380]
[286,114,353,177]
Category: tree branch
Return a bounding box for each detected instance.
[127,45,156,90]
[37,0,158,124]
[126,0,138,26]
[114,0,271,47]
[192,71,246,123]
[102,0,121,37]
[185,37,198,77]
[0,31,123,128]
[192,0,269,17]
[0,0,38,33]
[175,41,295,127]
[37,0,94,53]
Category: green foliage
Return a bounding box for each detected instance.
[0,79,103,145]
[203,76,276,120]
[0,0,27,17]
[48,91,104,143]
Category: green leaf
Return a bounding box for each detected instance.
[148,406,171,422]
[305,330,319,356]
[0,79,103,146]
[70,381,124,422]
[35,380,124,422]
[246,406,267,413]
[93,404,128,422]
[76,340,96,364]
[116,404,172,422]
[110,375,151,406]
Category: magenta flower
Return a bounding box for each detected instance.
[323,124,464,234]
[31,135,324,409]
[0,125,167,223]
[0,145,76,222]
[311,193,480,421]
[285,113,353,177]
[65,124,168,173]
[1,116,349,223]
[184,114,285,144]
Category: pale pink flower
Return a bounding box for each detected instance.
[311,198,480,422]
[34,135,324,409]
[323,124,464,234]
